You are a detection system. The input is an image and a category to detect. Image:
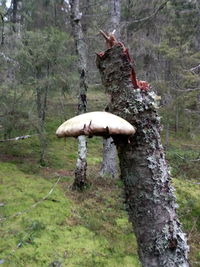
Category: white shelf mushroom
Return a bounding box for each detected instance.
[56,111,136,138]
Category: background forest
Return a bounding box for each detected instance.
[0,0,200,266]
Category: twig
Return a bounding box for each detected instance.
[129,0,169,24]
[188,218,198,240]
[0,176,61,264]
[175,153,200,162]
[0,134,38,142]
[0,52,17,63]
[173,87,200,92]
[190,64,200,75]
[0,176,61,221]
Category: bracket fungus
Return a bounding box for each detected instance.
[56,111,136,138]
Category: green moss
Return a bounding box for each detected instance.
[173,178,200,231]
[0,162,140,266]
[173,177,200,264]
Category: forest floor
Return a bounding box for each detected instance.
[0,88,200,267]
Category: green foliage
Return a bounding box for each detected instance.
[122,0,200,139]
[16,27,76,93]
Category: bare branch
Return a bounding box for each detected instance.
[129,0,169,24]
[184,109,200,114]
[0,174,61,219]
[190,64,200,75]
[173,87,200,92]
[0,134,38,142]
[0,52,17,63]
[175,153,200,162]
[99,29,109,41]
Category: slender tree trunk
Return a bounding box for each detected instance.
[35,64,49,166]
[100,0,121,179]
[11,0,18,25]
[109,0,121,37]
[164,122,169,149]
[11,0,21,34]
[96,45,189,266]
[0,14,5,45]
[70,0,88,190]
[36,86,48,166]
[175,107,179,134]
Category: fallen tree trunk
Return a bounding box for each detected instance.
[96,45,189,266]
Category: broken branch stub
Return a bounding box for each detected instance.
[56,111,136,138]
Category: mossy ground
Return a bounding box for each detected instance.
[0,162,140,267]
[0,88,200,266]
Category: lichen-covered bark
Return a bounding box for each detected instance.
[73,135,87,190]
[70,0,88,190]
[96,46,189,266]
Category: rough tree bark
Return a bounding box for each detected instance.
[100,0,121,179]
[70,0,88,190]
[100,137,117,178]
[96,45,189,266]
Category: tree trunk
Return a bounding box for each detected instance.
[11,0,22,33]
[164,122,169,149]
[74,135,87,189]
[36,86,48,166]
[35,62,49,166]
[70,0,88,190]
[109,0,121,35]
[100,0,121,178]
[175,107,179,134]
[96,45,189,266]
[1,13,5,45]
[100,137,117,178]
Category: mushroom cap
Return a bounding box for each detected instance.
[56,111,136,138]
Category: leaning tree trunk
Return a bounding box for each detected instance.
[100,0,121,178]
[70,0,88,190]
[96,45,189,266]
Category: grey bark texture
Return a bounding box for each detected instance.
[70,0,88,190]
[100,0,121,178]
[96,45,189,267]
[109,0,121,38]
[100,137,117,178]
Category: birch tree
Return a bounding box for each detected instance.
[100,0,121,178]
[70,0,88,190]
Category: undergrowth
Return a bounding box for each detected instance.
[0,162,141,267]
